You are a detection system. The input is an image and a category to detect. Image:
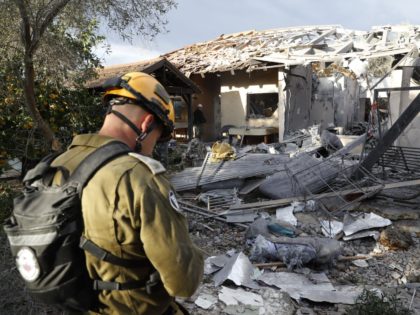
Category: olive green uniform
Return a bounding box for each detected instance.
[52,134,204,315]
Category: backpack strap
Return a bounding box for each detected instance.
[68,141,132,195]
[80,236,144,268]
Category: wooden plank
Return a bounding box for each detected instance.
[230,179,420,211]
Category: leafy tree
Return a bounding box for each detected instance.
[0,0,176,152]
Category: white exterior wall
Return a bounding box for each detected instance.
[220,71,279,128]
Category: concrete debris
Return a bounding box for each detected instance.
[276,205,298,226]
[257,271,363,304]
[213,252,259,289]
[218,286,263,307]
[343,212,392,236]
[379,226,414,250]
[352,259,369,268]
[195,293,218,309]
[161,25,420,76]
[320,220,344,238]
[320,130,343,153]
[184,138,208,167]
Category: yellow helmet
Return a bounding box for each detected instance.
[103,72,174,140]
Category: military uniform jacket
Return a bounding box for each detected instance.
[52,134,204,315]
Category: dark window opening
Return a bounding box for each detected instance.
[247,93,278,118]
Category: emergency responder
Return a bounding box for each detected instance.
[52,72,204,314]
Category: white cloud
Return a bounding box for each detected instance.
[95,43,162,66]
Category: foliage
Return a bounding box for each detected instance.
[0,21,106,160]
[0,181,20,224]
[0,0,176,151]
[345,288,413,315]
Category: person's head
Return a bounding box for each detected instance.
[100,72,175,156]
[197,104,203,110]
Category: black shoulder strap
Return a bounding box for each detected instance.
[68,141,131,193]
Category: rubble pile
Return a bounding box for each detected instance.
[168,128,420,314]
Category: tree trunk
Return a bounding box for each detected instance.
[22,54,61,151]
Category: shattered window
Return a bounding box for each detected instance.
[247,93,278,118]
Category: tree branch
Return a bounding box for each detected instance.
[32,0,72,53]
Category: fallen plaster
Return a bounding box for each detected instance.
[218,286,264,307]
[213,252,259,289]
[257,271,363,304]
[343,212,392,236]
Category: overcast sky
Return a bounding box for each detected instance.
[96,0,420,66]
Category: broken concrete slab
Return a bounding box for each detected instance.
[257,271,363,304]
[213,252,259,289]
[343,212,392,236]
[195,293,218,309]
[218,286,263,307]
[260,288,295,315]
[298,285,363,304]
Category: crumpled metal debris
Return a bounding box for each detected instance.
[204,254,231,275]
[213,252,259,289]
[343,212,392,236]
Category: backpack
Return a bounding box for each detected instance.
[3,141,155,312]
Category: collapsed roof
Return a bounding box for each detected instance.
[163,24,420,76]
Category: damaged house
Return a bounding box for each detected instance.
[162,24,420,147]
[91,24,420,148]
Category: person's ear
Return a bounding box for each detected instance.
[140,113,155,133]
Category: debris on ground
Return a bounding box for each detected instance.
[166,124,420,314]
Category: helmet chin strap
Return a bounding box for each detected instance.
[109,109,156,152]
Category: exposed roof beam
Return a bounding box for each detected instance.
[308,28,336,44]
